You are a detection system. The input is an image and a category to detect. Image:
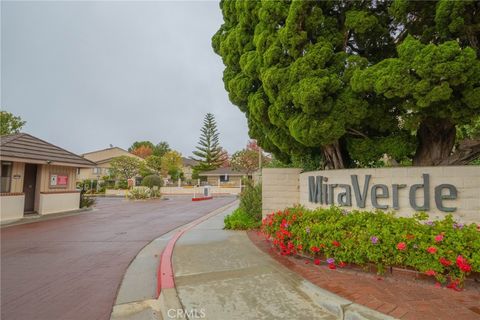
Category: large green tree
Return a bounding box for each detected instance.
[231,142,271,175]
[129,141,155,152]
[212,0,480,168]
[129,141,171,157]
[153,141,171,157]
[109,156,142,180]
[192,113,226,171]
[161,150,183,180]
[1,111,26,135]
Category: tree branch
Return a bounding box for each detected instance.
[347,128,369,139]
[437,139,480,165]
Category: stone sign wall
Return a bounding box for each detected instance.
[262,166,480,224]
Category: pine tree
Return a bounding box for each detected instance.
[191,113,226,172]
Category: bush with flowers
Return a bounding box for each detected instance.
[261,206,480,289]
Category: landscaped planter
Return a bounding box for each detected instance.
[261,206,480,290]
[284,247,480,288]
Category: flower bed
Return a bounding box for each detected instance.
[261,206,480,289]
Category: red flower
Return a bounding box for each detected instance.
[396,242,407,251]
[328,264,336,270]
[447,279,462,291]
[297,244,303,251]
[434,234,444,242]
[305,260,310,264]
[427,246,437,254]
[439,257,452,267]
[332,241,341,247]
[456,255,472,273]
[310,246,320,253]
[425,269,436,276]
[314,259,320,265]
[339,261,346,268]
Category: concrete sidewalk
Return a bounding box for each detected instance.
[172,207,392,320]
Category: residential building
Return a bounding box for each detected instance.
[77,147,142,181]
[0,133,95,223]
[181,157,198,181]
[198,167,250,187]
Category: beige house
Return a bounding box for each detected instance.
[199,167,250,187]
[0,133,95,223]
[181,157,198,181]
[77,147,142,181]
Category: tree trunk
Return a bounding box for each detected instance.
[323,141,347,169]
[413,118,456,166]
[438,139,480,165]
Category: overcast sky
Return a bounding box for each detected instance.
[1,1,250,157]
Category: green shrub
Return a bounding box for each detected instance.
[127,187,150,200]
[150,186,161,198]
[262,206,480,288]
[127,186,161,200]
[224,208,261,230]
[141,175,163,188]
[80,192,96,208]
[115,179,128,190]
[239,180,262,221]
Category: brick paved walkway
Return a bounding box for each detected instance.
[248,231,480,320]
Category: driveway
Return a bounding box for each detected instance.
[1,196,236,320]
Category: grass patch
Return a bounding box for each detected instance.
[224,208,261,230]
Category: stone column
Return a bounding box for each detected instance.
[262,168,302,218]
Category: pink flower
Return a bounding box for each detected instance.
[427,246,437,254]
[425,269,436,276]
[396,242,406,251]
[310,246,320,253]
[434,234,444,242]
[332,241,341,247]
[439,257,452,267]
[456,255,472,273]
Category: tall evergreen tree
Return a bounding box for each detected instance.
[212,0,480,168]
[191,113,226,171]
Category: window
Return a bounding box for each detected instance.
[1,161,13,193]
[77,168,81,175]
[92,167,102,174]
[220,174,229,182]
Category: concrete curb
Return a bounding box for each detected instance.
[299,281,396,320]
[156,201,239,295]
[110,200,238,320]
[0,207,93,228]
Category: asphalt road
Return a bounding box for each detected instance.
[1,196,236,320]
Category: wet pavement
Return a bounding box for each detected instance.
[172,207,337,320]
[1,196,235,320]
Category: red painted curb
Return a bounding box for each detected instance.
[157,230,183,295]
[156,204,231,298]
[191,196,213,201]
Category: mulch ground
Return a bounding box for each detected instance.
[247,230,480,320]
